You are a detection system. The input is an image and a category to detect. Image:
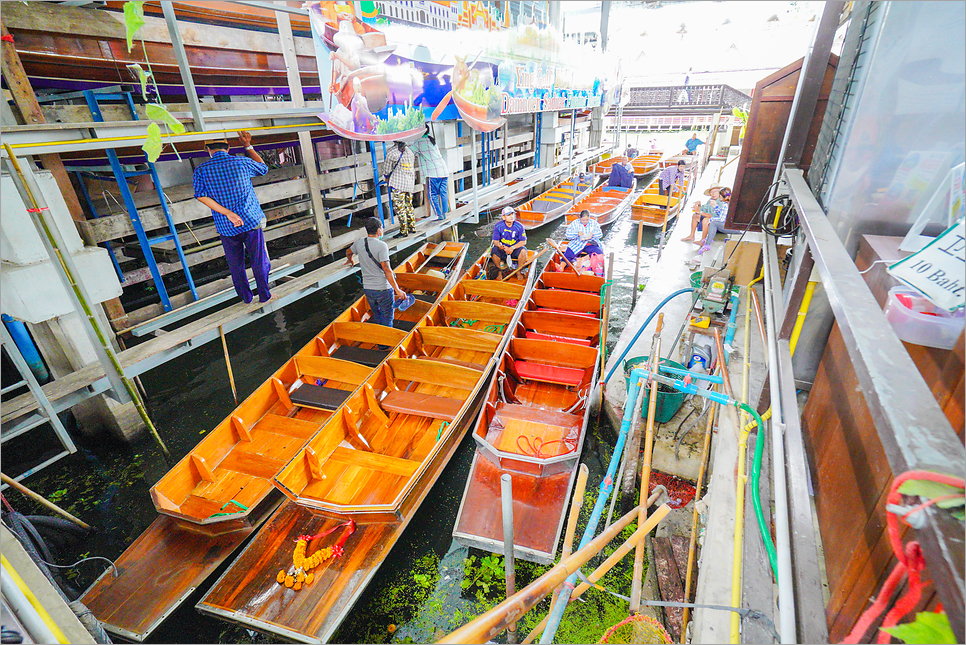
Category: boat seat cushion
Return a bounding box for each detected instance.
[331,345,391,367]
[513,361,585,387]
[525,331,593,346]
[381,390,463,421]
[394,319,417,332]
[290,384,352,411]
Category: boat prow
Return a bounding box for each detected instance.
[564,184,636,227]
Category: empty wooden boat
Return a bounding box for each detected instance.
[590,155,628,175]
[79,240,468,641]
[480,179,532,216]
[149,242,467,526]
[453,252,605,564]
[631,191,685,227]
[563,184,636,227]
[515,177,595,231]
[195,250,536,642]
[630,151,663,177]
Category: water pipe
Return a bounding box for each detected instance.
[539,370,647,643]
[602,288,694,387]
[731,287,753,643]
[788,281,816,356]
[1,314,50,384]
[657,364,723,384]
[723,292,741,353]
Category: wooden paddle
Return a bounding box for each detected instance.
[431,51,484,121]
[501,244,549,282]
[547,239,580,274]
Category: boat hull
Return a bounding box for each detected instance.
[564,185,635,227]
[517,178,595,231]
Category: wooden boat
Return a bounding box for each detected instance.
[563,184,636,227]
[195,249,537,642]
[453,252,605,564]
[630,151,663,177]
[516,177,595,231]
[589,155,627,176]
[631,191,685,227]
[480,179,532,216]
[79,241,467,641]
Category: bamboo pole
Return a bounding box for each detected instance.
[546,239,580,274]
[502,244,549,282]
[631,221,644,307]
[522,488,667,645]
[547,464,588,620]
[444,503,671,644]
[501,474,517,644]
[219,325,238,405]
[1,473,91,531]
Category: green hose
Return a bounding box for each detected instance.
[738,401,778,579]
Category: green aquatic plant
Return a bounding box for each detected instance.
[461,554,506,599]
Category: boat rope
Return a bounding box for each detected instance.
[277,519,356,592]
[208,498,248,518]
[483,323,506,334]
[436,421,448,442]
[564,389,588,414]
[516,435,575,459]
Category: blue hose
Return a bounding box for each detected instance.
[2,314,50,383]
[602,288,694,387]
[723,293,740,353]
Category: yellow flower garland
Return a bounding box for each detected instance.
[276,519,355,592]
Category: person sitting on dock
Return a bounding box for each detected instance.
[563,209,604,264]
[696,187,733,253]
[681,200,707,242]
[491,207,528,278]
[608,159,635,188]
[193,132,275,305]
[657,160,687,206]
[345,217,408,328]
[684,133,704,155]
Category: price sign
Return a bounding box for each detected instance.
[889,218,965,312]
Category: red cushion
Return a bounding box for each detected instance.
[525,331,593,346]
[514,361,585,387]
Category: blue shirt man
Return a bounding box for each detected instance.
[193,132,275,304]
[608,162,635,188]
[684,134,704,154]
[491,207,527,276]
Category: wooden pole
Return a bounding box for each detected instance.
[444,503,671,644]
[501,244,549,282]
[501,474,517,644]
[631,221,644,307]
[547,239,579,274]
[546,464,588,621]
[1,473,91,531]
[219,325,238,405]
[618,392,644,517]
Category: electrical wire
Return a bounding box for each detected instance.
[33,555,118,579]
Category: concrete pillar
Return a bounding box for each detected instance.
[539,111,560,171]
[590,106,604,149]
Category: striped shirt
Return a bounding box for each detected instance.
[564,218,603,255]
[659,166,684,190]
[192,151,268,236]
[410,137,449,178]
[383,145,416,193]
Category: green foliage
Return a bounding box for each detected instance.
[146,104,186,135]
[882,611,956,644]
[123,1,146,53]
[458,82,501,108]
[898,478,965,521]
[142,122,163,162]
[127,63,153,101]
[412,573,431,589]
[461,554,506,599]
[374,107,425,135]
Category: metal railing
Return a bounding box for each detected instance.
[626,84,751,111]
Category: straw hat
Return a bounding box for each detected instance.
[703,183,726,196]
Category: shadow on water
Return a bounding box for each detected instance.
[3,182,664,644]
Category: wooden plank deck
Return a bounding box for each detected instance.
[196,398,482,643]
[79,497,281,642]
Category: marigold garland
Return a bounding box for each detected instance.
[276,519,355,592]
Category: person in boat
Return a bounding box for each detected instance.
[193,133,275,305]
[345,217,408,327]
[696,187,733,253]
[608,159,635,188]
[563,209,604,264]
[657,160,687,207]
[491,207,528,278]
[684,133,704,155]
[383,141,417,237]
[411,125,450,221]
[624,143,639,160]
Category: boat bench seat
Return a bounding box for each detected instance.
[290,384,352,411]
[513,361,585,387]
[422,356,485,371]
[536,307,597,318]
[331,345,391,367]
[394,319,417,332]
[381,390,463,421]
[525,331,593,346]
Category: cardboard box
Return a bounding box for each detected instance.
[725,240,762,285]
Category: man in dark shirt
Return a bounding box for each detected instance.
[491,207,528,278]
[193,132,274,304]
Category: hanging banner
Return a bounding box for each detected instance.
[306,1,614,138]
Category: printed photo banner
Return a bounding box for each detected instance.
[306,1,612,139]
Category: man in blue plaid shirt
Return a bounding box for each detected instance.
[193,131,275,304]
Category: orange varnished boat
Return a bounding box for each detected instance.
[79,240,468,641]
[589,155,628,175]
[563,184,636,227]
[516,177,596,231]
[630,150,663,177]
[195,250,536,642]
[631,191,685,227]
[453,252,605,563]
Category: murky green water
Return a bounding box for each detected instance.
[4,176,664,644]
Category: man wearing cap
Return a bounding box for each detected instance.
[345,217,408,328]
[491,207,528,278]
[193,131,275,304]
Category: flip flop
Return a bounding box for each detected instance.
[394,293,416,311]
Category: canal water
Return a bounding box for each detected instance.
[5,172,669,644]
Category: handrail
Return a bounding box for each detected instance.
[716,154,740,183]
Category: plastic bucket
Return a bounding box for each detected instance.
[623,356,688,424]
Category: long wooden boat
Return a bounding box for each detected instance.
[630,191,685,227]
[516,177,595,231]
[453,252,605,564]
[481,179,532,216]
[630,151,663,177]
[78,241,467,641]
[195,249,537,642]
[589,155,627,175]
[563,184,636,227]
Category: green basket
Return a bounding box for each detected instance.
[623,356,688,424]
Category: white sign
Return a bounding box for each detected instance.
[889,218,965,312]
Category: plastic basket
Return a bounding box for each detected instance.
[623,356,688,424]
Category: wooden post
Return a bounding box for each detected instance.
[275,6,332,254]
[1,473,91,531]
[631,220,643,307]
[219,325,238,405]
[547,464,588,622]
[501,474,517,644]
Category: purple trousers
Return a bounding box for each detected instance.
[220,226,272,303]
